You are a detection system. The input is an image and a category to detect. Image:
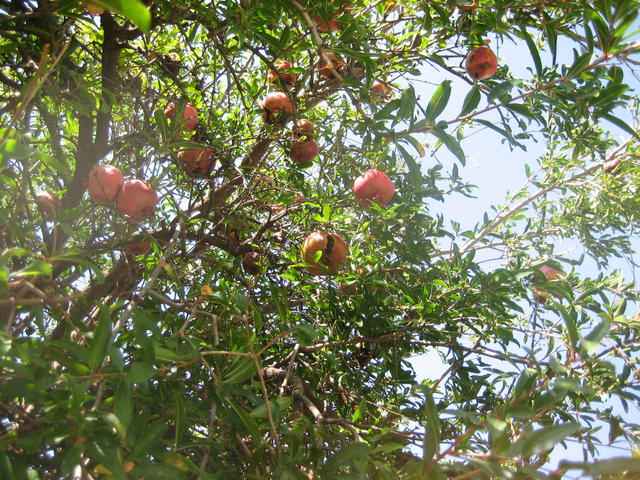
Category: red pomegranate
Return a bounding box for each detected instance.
[314,15,341,33]
[353,169,395,207]
[242,252,262,275]
[116,179,158,222]
[316,52,346,80]
[465,46,498,80]
[124,241,151,256]
[534,265,565,303]
[302,231,349,275]
[370,81,392,102]
[291,139,319,165]
[88,165,124,204]
[267,61,297,86]
[35,192,61,220]
[164,102,199,130]
[178,148,214,177]
[261,92,294,114]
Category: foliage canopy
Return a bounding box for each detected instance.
[2,0,640,478]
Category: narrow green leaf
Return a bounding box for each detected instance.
[421,385,441,466]
[114,381,133,432]
[601,114,640,140]
[175,390,185,447]
[87,0,151,33]
[582,319,611,353]
[14,260,52,277]
[508,423,580,457]
[431,128,466,165]
[559,456,640,475]
[560,307,580,350]
[567,51,592,78]
[88,308,112,372]
[322,442,370,473]
[425,80,451,123]
[459,85,481,117]
[125,361,156,384]
[520,27,542,76]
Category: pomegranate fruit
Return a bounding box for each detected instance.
[370,81,392,102]
[534,265,565,303]
[35,192,61,220]
[116,179,158,222]
[88,165,124,204]
[242,252,262,275]
[316,52,346,80]
[261,92,294,114]
[124,241,151,256]
[267,61,297,86]
[302,231,348,275]
[291,139,319,166]
[353,169,395,207]
[178,148,214,177]
[164,102,199,130]
[293,119,315,138]
[314,15,340,33]
[465,46,498,80]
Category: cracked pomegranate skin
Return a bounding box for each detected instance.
[267,61,296,85]
[178,148,214,176]
[465,46,498,80]
[302,231,348,276]
[242,252,262,275]
[353,169,395,206]
[88,165,124,204]
[116,179,158,222]
[316,52,345,80]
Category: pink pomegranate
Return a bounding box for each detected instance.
[261,92,294,114]
[116,179,158,222]
[88,165,124,204]
[290,139,319,165]
[353,169,395,207]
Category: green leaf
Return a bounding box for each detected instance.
[601,114,640,140]
[87,0,151,32]
[249,396,293,419]
[88,308,112,372]
[125,361,155,384]
[425,80,451,123]
[459,85,481,117]
[175,389,186,447]
[421,385,441,466]
[14,260,52,277]
[559,456,640,475]
[520,28,542,76]
[508,423,580,457]
[114,381,133,432]
[322,442,371,473]
[222,355,255,384]
[431,128,466,165]
[582,319,611,353]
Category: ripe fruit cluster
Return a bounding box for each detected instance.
[87,165,158,222]
[164,102,216,177]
